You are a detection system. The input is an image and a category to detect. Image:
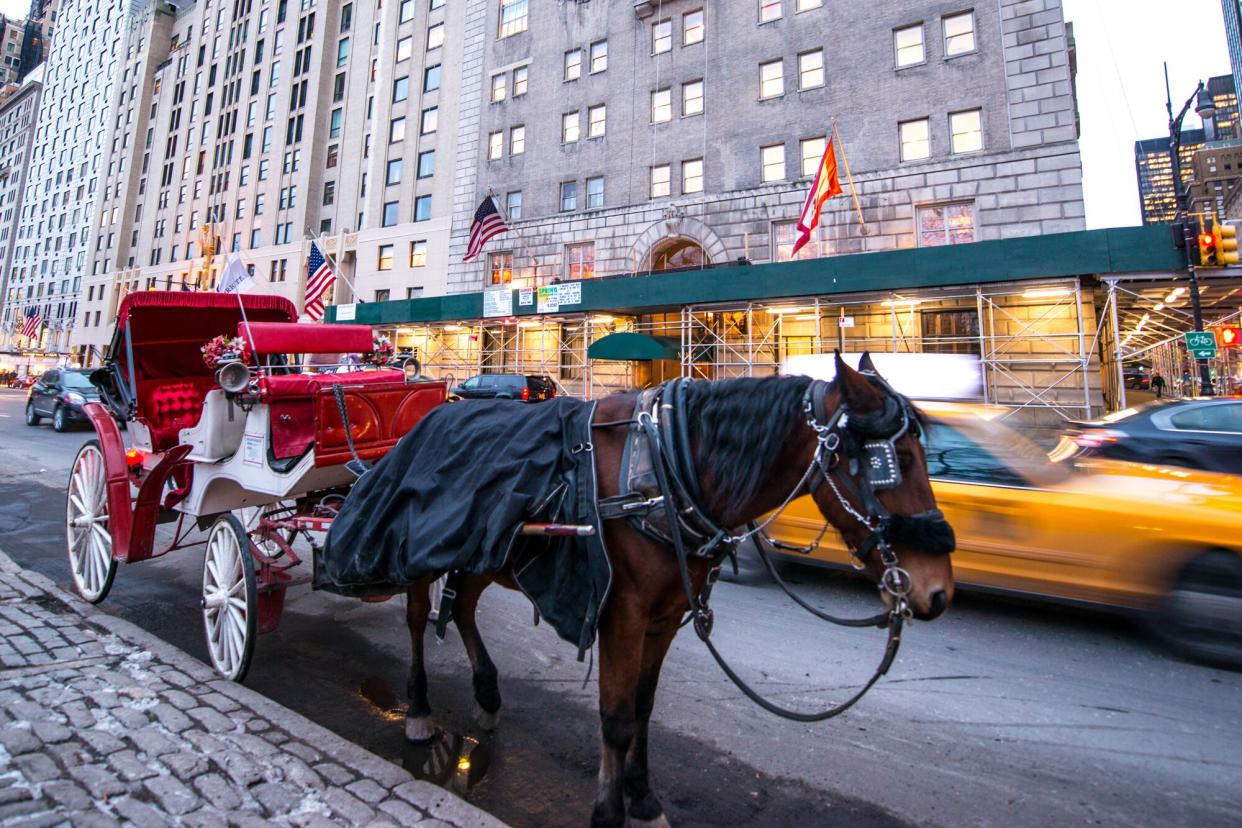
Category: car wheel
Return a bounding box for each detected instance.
[53,406,69,433]
[1155,551,1242,669]
[24,401,40,426]
[1155,454,1196,470]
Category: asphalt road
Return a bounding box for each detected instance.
[1,389,1239,828]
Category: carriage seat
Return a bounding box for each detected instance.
[259,371,406,460]
[178,389,247,462]
[238,321,375,357]
[136,376,218,451]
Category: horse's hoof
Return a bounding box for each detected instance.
[627,815,671,828]
[405,715,436,743]
[473,702,500,731]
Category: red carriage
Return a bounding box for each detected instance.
[66,291,447,680]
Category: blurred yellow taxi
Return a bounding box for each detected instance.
[766,402,1242,666]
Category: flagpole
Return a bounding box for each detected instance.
[307,232,361,301]
[832,119,870,237]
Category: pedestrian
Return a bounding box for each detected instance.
[1151,371,1165,398]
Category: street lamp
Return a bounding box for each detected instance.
[1166,65,1215,396]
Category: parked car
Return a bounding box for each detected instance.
[763,402,1242,667]
[1062,398,1242,475]
[451,374,556,402]
[1123,367,1150,390]
[25,369,102,432]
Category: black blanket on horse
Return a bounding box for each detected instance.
[314,396,611,656]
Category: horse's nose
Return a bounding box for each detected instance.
[925,589,948,620]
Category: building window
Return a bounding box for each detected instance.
[427,23,445,50]
[565,242,595,280]
[798,49,824,89]
[682,158,703,194]
[418,149,435,177]
[950,109,983,154]
[894,24,925,67]
[390,117,406,142]
[586,176,604,209]
[587,104,606,137]
[323,181,336,205]
[564,49,582,81]
[500,0,528,38]
[797,0,823,10]
[921,309,980,355]
[759,0,782,23]
[683,80,704,116]
[651,89,672,123]
[382,201,399,227]
[491,73,506,102]
[375,289,390,303]
[562,111,580,143]
[393,76,409,103]
[760,143,785,182]
[590,40,608,73]
[918,203,975,246]
[510,125,525,155]
[336,39,349,66]
[397,35,413,62]
[560,181,578,211]
[410,240,427,267]
[759,59,783,99]
[414,195,432,221]
[386,158,402,185]
[421,106,438,134]
[490,251,513,284]
[513,65,528,96]
[408,287,425,299]
[506,190,523,219]
[773,219,821,261]
[800,136,826,176]
[488,131,503,160]
[650,164,671,198]
[378,244,394,269]
[424,64,441,92]
[683,9,705,45]
[327,144,339,167]
[900,118,930,161]
[652,19,672,54]
[943,11,976,56]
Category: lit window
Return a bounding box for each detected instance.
[797,0,822,10]
[899,118,930,161]
[382,201,399,227]
[397,35,412,62]
[652,19,672,54]
[499,0,528,38]
[564,49,582,81]
[586,176,604,209]
[943,12,975,56]
[682,158,703,194]
[491,73,507,102]
[410,240,427,267]
[650,164,670,198]
[414,195,432,221]
[490,251,513,284]
[560,181,577,212]
[651,89,671,123]
[950,109,982,154]
[510,125,525,155]
[565,242,595,280]
[562,111,580,143]
[894,25,924,67]
[683,80,704,115]
[590,40,608,73]
[683,9,705,45]
[506,191,522,219]
[918,203,975,246]
[760,143,785,182]
[513,65,528,96]
[378,244,394,270]
[390,116,406,143]
[426,23,444,50]
[760,59,783,98]
[420,106,438,134]
[759,0,782,23]
[588,105,606,137]
[800,136,825,176]
[488,131,503,160]
[798,49,824,89]
[773,220,821,261]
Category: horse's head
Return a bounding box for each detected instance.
[808,353,955,621]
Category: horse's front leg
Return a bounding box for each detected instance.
[624,625,678,827]
[592,602,645,828]
[404,577,436,742]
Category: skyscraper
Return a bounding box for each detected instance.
[1224,1,1242,106]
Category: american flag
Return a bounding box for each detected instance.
[464,196,510,262]
[303,242,335,321]
[20,306,42,341]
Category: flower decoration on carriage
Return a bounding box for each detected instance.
[364,338,395,367]
[200,334,248,369]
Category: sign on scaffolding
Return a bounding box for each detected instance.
[1184,331,1217,359]
[483,286,514,318]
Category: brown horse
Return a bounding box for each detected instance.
[402,355,954,827]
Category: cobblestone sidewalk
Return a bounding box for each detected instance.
[0,550,505,827]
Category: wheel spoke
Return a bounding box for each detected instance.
[69,493,87,517]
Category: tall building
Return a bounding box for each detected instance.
[1224,0,1242,107]
[0,15,27,93]
[433,0,1086,298]
[71,0,467,358]
[18,0,57,82]
[1208,73,1239,139]
[0,64,41,332]
[1136,130,1204,225]
[2,0,126,356]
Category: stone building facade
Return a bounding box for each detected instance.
[0,65,41,319]
[442,0,1086,295]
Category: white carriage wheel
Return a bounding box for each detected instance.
[201,514,258,682]
[66,440,118,603]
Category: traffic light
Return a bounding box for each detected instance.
[1197,219,1218,267]
[1213,222,1240,266]
[1217,325,1241,347]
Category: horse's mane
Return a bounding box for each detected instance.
[683,375,815,518]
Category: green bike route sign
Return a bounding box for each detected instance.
[1184,331,1217,359]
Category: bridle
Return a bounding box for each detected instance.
[623,374,952,722]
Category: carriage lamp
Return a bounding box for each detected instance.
[125,448,144,469]
[216,359,252,394]
[402,356,423,383]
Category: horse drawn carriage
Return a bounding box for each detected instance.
[66,291,448,680]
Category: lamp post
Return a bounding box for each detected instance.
[1166,65,1217,396]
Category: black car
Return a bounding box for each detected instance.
[25,369,102,432]
[1065,398,1242,475]
[452,374,557,402]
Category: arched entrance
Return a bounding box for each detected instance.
[649,237,708,271]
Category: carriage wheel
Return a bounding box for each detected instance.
[201,514,258,682]
[66,440,118,603]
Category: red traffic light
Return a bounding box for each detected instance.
[1201,233,1214,246]
[1218,326,1241,347]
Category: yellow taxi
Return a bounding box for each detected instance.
[765,402,1242,666]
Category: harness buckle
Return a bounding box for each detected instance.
[693,607,714,640]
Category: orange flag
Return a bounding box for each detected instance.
[791,138,843,257]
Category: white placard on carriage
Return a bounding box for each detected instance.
[483,287,514,318]
[537,285,559,314]
[242,433,264,466]
[336,303,357,321]
[518,288,534,306]
[557,281,582,306]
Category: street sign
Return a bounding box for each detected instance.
[1184,331,1217,359]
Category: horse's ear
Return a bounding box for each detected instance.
[835,350,876,407]
[857,351,878,375]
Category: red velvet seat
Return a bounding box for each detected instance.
[136,376,218,450]
[239,322,375,356]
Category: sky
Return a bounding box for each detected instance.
[0,0,1228,229]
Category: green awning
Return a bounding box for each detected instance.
[588,332,682,361]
